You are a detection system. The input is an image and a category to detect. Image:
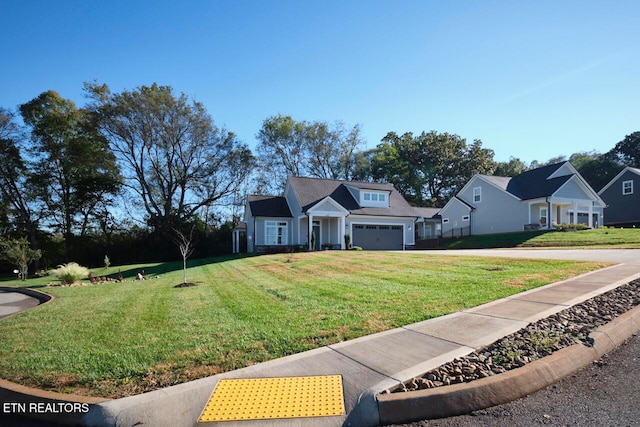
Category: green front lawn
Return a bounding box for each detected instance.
[440,228,640,249]
[0,252,608,398]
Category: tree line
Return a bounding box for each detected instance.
[1,81,638,274]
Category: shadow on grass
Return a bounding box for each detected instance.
[0,253,260,288]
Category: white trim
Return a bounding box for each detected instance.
[539,206,548,228]
[553,175,606,207]
[473,187,481,203]
[457,174,521,203]
[350,221,408,249]
[264,220,289,245]
[598,166,640,195]
[546,161,576,180]
[306,196,350,216]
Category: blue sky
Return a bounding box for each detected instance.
[2,0,638,163]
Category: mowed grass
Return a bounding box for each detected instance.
[441,228,640,249]
[0,251,608,398]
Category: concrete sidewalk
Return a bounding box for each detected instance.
[3,250,640,427]
[75,252,640,427]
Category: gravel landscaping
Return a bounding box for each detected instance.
[388,279,640,393]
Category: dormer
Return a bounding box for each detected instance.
[345,184,391,208]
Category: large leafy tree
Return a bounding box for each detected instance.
[0,108,40,244]
[568,151,622,192]
[609,131,640,168]
[20,91,122,260]
[255,114,365,193]
[494,157,530,177]
[370,131,496,207]
[305,121,364,181]
[533,151,622,192]
[85,82,254,233]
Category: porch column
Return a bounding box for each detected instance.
[548,201,553,230]
[588,203,593,228]
[308,214,313,251]
[232,229,239,253]
[339,216,345,249]
[573,202,578,225]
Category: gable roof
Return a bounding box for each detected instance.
[247,194,292,217]
[414,207,441,219]
[505,162,574,200]
[598,166,640,195]
[287,176,418,218]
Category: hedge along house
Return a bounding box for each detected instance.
[439,161,606,236]
[244,176,419,253]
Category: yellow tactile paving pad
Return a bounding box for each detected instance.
[198,375,345,422]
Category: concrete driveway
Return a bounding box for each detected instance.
[0,289,41,319]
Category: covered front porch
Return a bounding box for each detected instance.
[528,198,600,230]
[299,196,350,250]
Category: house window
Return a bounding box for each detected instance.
[442,218,450,224]
[265,221,287,245]
[462,215,470,222]
[361,191,389,207]
[623,180,633,195]
[539,207,548,226]
[473,187,481,203]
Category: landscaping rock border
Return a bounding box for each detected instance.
[387,278,640,394]
[377,279,640,425]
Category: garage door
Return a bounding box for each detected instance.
[352,225,403,250]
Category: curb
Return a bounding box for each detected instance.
[376,303,640,425]
[0,379,109,425]
[0,286,53,304]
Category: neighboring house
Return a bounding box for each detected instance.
[244,176,419,252]
[439,162,606,236]
[598,166,640,227]
[414,207,442,240]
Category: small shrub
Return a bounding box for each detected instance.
[554,223,590,231]
[52,262,90,285]
[104,255,111,269]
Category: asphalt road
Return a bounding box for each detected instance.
[389,330,640,427]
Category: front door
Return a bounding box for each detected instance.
[312,221,321,250]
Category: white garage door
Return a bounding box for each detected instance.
[352,225,403,250]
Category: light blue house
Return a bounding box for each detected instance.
[244,176,419,252]
[439,162,606,236]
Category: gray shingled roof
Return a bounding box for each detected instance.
[506,162,573,200]
[287,176,418,218]
[247,195,292,217]
[414,207,441,219]
[479,162,575,201]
